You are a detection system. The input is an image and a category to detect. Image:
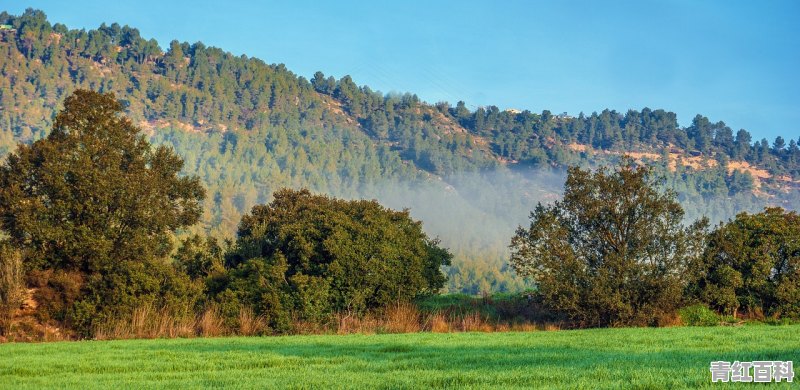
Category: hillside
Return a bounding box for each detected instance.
[1,9,799,293]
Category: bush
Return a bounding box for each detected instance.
[679,305,720,326]
[28,269,84,324]
[216,189,452,332]
[40,261,204,337]
[510,160,707,327]
[689,208,800,318]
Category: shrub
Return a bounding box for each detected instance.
[689,208,800,319]
[29,269,83,324]
[510,159,707,327]
[217,189,452,333]
[174,235,225,281]
[679,305,720,326]
[66,261,203,337]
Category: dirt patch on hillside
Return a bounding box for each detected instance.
[140,119,209,135]
[682,155,717,170]
[319,95,354,124]
[625,151,662,160]
[563,143,787,191]
[727,161,771,179]
[727,160,772,189]
[568,143,588,152]
[428,109,467,136]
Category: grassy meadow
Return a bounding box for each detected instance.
[1,325,797,389]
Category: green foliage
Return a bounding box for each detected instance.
[67,260,202,335]
[215,189,452,330]
[27,269,83,324]
[0,90,205,273]
[0,90,205,335]
[689,208,800,318]
[215,254,292,333]
[173,235,225,281]
[510,159,708,326]
[678,304,720,326]
[414,292,548,324]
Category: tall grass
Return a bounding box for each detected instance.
[198,306,225,337]
[94,304,197,340]
[237,307,267,336]
[80,299,564,341]
[383,302,421,333]
[95,304,276,340]
[22,294,571,341]
[0,246,24,336]
[331,301,555,335]
[17,292,794,342]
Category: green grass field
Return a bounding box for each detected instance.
[1,325,797,389]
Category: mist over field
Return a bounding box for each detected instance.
[365,169,566,250]
[306,167,567,293]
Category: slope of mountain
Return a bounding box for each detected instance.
[1,9,799,292]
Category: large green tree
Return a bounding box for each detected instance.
[0,89,205,334]
[689,208,800,318]
[215,188,452,331]
[510,158,708,326]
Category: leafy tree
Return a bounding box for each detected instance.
[689,208,800,318]
[216,188,452,329]
[0,89,205,271]
[0,90,205,334]
[174,234,225,281]
[510,158,707,326]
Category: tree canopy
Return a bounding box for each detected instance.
[510,158,707,326]
[689,208,800,318]
[0,89,205,271]
[0,89,205,334]
[214,189,452,331]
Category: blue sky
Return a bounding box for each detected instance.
[4,0,799,142]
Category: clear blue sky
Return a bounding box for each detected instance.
[4,0,799,142]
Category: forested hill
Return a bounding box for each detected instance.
[1,9,799,293]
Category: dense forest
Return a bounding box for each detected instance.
[1,9,799,293]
